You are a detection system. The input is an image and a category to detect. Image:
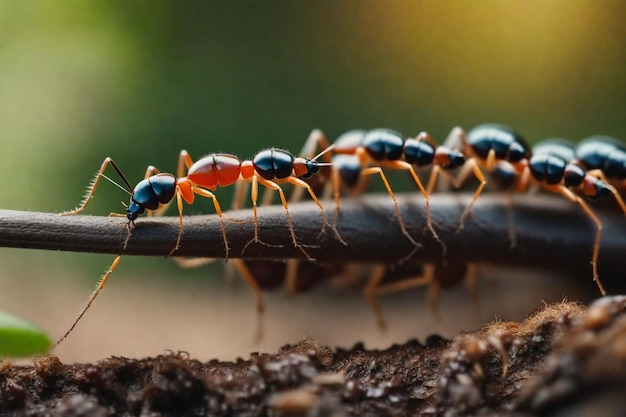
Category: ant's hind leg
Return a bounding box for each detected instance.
[53,255,122,348]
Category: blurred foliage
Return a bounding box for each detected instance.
[1,1,625,272]
[0,311,51,357]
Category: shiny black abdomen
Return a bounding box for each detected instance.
[361,129,404,161]
[253,148,295,180]
[403,138,435,166]
[467,124,531,162]
[333,154,362,188]
[334,130,366,153]
[576,136,626,179]
[532,138,576,162]
[529,154,566,185]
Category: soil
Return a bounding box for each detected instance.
[1,296,625,417]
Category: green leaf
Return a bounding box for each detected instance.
[0,312,52,357]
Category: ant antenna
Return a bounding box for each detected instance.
[107,159,135,194]
[311,143,336,161]
[102,173,133,196]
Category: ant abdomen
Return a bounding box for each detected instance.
[467,123,531,162]
[576,136,626,180]
[253,148,296,180]
[187,154,242,188]
[361,129,404,161]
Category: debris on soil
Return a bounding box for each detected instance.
[1,297,625,416]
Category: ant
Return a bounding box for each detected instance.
[447,124,532,230]
[299,128,466,252]
[229,129,469,327]
[54,146,334,346]
[518,138,625,295]
[574,136,626,188]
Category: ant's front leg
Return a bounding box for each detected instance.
[61,157,134,216]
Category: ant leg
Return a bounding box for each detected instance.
[170,257,217,268]
[227,260,265,313]
[443,126,467,150]
[231,180,249,210]
[463,263,481,321]
[227,260,266,342]
[190,187,230,259]
[360,167,420,251]
[586,169,626,215]
[547,184,605,295]
[426,166,443,195]
[374,265,434,297]
[256,177,314,261]
[454,158,487,230]
[284,259,300,297]
[428,166,466,194]
[53,255,122,348]
[62,157,132,216]
[375,264,438,318]
[300,129,333,161]
[504,191,517,249]
[288,130,334,204]
[363,264,391,329]
[330,168,345,242]
[177,150,194,178]
[384,160,441,247]
[286,176,329,238]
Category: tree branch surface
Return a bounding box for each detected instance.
[1,193,625,280]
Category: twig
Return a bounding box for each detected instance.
[0,194,626,272]
[0,193,624,280]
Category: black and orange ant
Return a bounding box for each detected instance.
[448,124,531,229]
[225,129,472,327]
[55,145,334,346]
[574,136,626,189]
[299,128,466,250]
[513,137,625,295]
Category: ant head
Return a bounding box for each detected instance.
[126,201,144,221]
[585,177,612,200]
[294,144,336,178]
[445,149,465,169]
[303,159,320,178]
[293,158,322,178]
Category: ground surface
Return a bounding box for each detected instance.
[1,296,625,417]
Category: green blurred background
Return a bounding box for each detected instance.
[1,1,625,361]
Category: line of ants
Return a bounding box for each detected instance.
[53,124,626,346]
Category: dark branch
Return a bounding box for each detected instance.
[0,193,624,282]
